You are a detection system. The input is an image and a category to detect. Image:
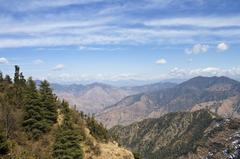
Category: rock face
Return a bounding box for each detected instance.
[97,76,240,128]
[110,110,240,159]
[52,82,175,114]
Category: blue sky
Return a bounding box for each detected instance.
[0,0,240,84]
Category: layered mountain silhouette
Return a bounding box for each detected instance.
[97,76,240,128]
[52,82,176,114]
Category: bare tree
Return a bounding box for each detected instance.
[0,87,16,139]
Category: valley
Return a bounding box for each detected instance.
[96,76,240,128]
[0,0,239,158]
[52,82,176,114]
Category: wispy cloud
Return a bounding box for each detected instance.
[33,59,44,65]
[1,26,240,48]
[144,17,240,28]
[0,1,240,48]
[0,0,105,12]
[52,64,65,71]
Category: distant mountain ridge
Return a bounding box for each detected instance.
[122,82,176,93]
[97,76,240,128]
[52,81,176,114]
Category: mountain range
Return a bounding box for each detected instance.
[97,76,240,128]
[52,82,176,114]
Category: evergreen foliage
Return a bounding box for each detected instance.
[53,129,83,159]
[13,65,26,109]
[0,66,111,158]
[52,101,83,159]
[86,115,109,142]
[23,78,49,139]
[39,80,57,124]
[23,78,58,139]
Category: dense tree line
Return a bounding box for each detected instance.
[23,78,58,139]
[0,66,110,158]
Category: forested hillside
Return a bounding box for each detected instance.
[110,110,240,159]
[0,66,134,159]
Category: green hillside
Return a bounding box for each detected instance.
[0,66,133,159]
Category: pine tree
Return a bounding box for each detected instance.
[39,80,57,124]
[87,115,108,141]
[23,78,48,139]
[14,65,20,84]
[12,65,26,109]
[52,101,83,159]
[19,72,26,87]
[61,101,72,129]
[0,72,4,92]
[0,72,3,82]
[52,129,83,159]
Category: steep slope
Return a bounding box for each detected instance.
[110,110,240,159]
[53,82,175,114]
[97,76,240,128]
[0,66,134,159]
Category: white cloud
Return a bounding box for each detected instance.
[169,67,187,77]
[144,17,240,28]
[185,44,209,55]
[52,64,65,71]
[217,42,229,52]
[33,59,44,64]
[1,0,105,12]
[38,66,240,83]
[0,57,9,64]
[169,67,240,78]
[78,46,109,51]
[156,58,167,64]
[190,67,222,75]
